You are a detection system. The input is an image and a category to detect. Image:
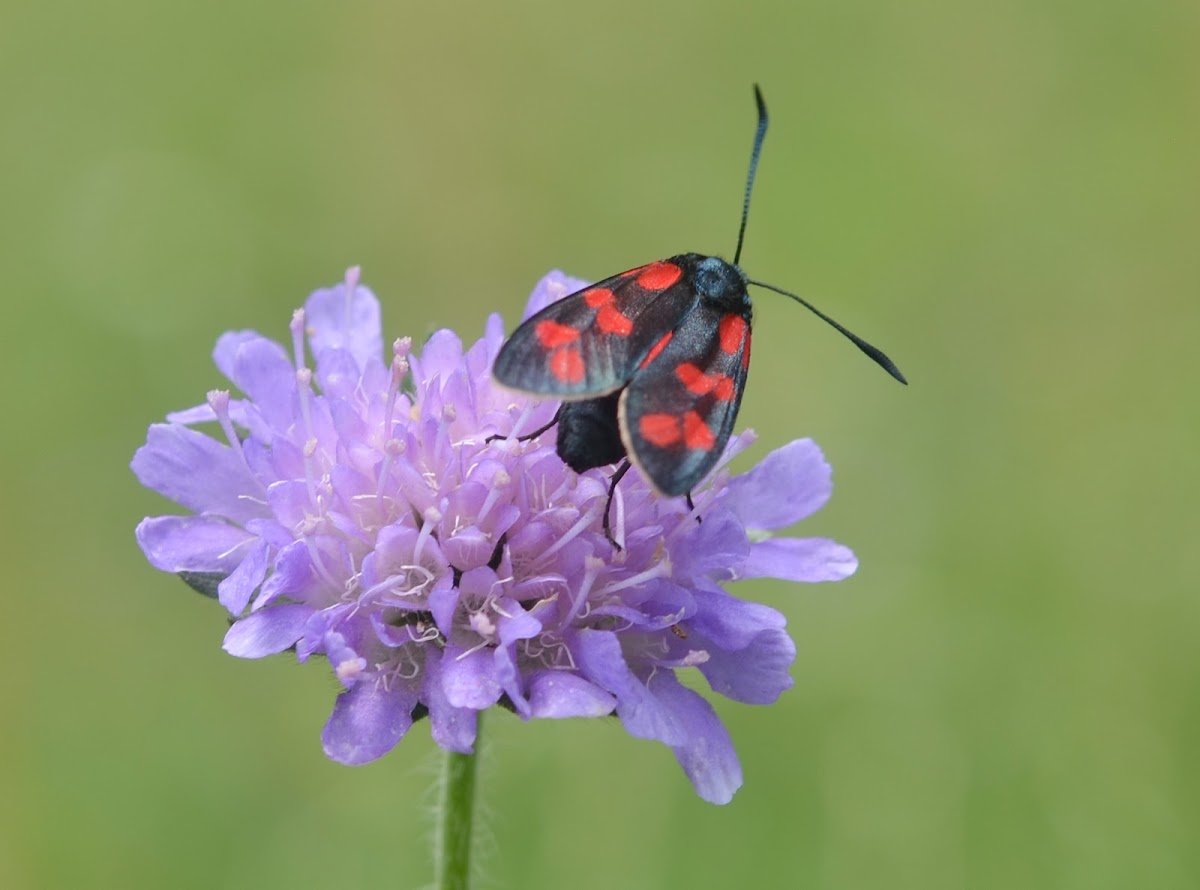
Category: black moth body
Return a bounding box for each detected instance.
[492,253,754,497]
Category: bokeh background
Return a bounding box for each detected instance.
[2,1,1196,887]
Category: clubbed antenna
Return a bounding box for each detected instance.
[747,278,908,384]
[733,85,768,266]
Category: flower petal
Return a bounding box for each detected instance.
[721,438,832,530]
[304,277,383,374]
[223,603,313,657]
[528,671,616,718]
[699,627,796,704]
[441,645,501,710]
[410,329,464,388]
[135,515,254,573]
[740,537,858,583]
[321,680,415,765]
[575,629,686,746]
[165,403,217,425]
[312,347,365,401]
[670,507,748,583]
[217,539,271,614]
[483,312,506,354]
[213,331,296,431]
[254,539,316,610]
[522,271,591,319]
[650,673,743,805]
[423,650,478,753]
[689,588,788,650]
[132,424,265,523]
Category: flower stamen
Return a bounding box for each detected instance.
[562,556,603,627]
[598,560,672,595]
[537,506,601,565]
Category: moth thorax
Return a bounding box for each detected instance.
[692,256,750,310]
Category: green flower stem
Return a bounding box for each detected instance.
[435,716,481,890]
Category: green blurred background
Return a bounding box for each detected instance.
[2,0,1196,887]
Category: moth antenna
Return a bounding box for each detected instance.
[747,279,908,384]
[733,85,768,266]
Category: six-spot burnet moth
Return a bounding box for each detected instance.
[491,86,906,545]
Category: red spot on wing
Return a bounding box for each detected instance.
[536,319,581,348]
[675,362,708,394]
[718,314,747,355]
[639,331,673,368]
[549,347,584,384]
[638,413,681,447]
[683,411,715,450]
[637,262,683,291]
[583,287,615,308]
[639,411,715,450]
[675,362,735,400]
[596,305,633,336]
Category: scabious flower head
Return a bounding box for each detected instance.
[132,267,857,804]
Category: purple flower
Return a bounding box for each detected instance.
[132,267,857,804]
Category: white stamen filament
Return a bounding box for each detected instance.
[407,624,441,644]
[525,633,576,670]
[214,538,253,563]
[475,469,510,525]
[392,457,434,507]
[545,474,574,506]
[376,352,410,504]
[537,505,601,564]
[303,536,342,591]
[290,321,321,512]
[360,566,435,603]
[414,506,442,564]
[392,652,421,681]
[207,391,265,488]
[598,559,672,595]
[562,556,603,627]
[455,638,490,661]
[611,480,626,549]
[505,400,538,439]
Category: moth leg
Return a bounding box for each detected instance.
[486,405,562,444]
[602,460,633,550]
[685,491,702,524]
